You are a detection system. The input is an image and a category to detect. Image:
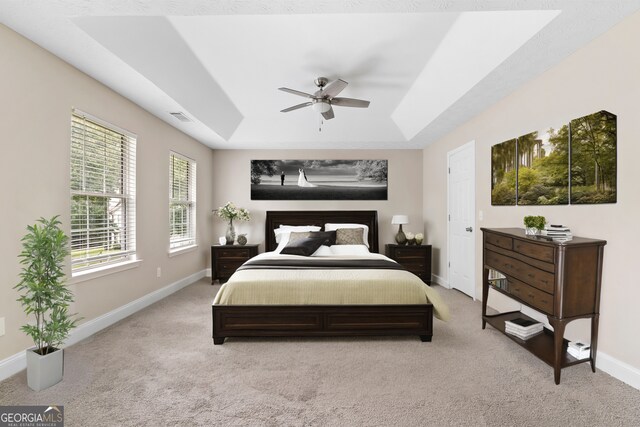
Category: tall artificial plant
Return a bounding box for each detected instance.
[14,216,79,355]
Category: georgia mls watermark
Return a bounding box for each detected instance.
[0,406,64,427]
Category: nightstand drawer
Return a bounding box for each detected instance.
[393,247,427,259]
[218,248,253,259]
[216,261,245,277]
[402,262,427,274]
[385,244,432,285]
[211,244,259,282]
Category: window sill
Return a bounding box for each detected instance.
[70,259,142,284]
[168,244,198,257]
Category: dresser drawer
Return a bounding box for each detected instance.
[514,240,555,263]
[485,250,554,294]
[508,278,554,315]
[218,248,253,259]
[485,233,512,250]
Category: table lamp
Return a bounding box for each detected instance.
[391,215,409,245]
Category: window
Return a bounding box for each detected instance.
[169,152,196,251]
[70,111,136,273]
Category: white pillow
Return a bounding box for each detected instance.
[329,244,371,256]
[324,223,370,248]
[311,245,333,257]
[274,225,321,243]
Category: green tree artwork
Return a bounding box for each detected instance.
[570,111,617,204]
[516,124,569,205]
[491,139,517,205]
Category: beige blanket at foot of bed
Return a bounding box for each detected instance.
[213,268,449,321]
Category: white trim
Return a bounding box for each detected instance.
[206,268,212,278]
[431,273,450,288]
[0,269,206,382]
[168,244,198,257]
[70,259,142,284]
[596,351,640,391]
[446,140,476,300]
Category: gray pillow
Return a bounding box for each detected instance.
[335,228,366,245]
[280,236,327,256]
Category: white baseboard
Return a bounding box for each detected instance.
[431,274,449,288]
[0,269,206,382]
[206,268,211,277]
[597,351,640,390]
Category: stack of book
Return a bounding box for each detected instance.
[543,224,573,242]
[567,341,591,360]
[504,317,544,340]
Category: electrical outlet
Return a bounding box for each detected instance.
[156,267,161,278]
[0,317,5,337]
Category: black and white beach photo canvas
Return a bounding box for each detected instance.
[251,160,388,200]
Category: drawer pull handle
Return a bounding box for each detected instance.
[528,273,534,278]
[528,293,534,298]
[541,279,548,284]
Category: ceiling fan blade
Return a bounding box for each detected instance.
[317,79,348,98]
[322,106,335,120]
[278,87,314,98]
[281,102,313,112]
[331,97,370,108]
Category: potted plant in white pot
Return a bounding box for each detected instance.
[14,216,79,391]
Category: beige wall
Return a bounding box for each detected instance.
[211,150,424,251]
[423,11,640,370]
[0,25,214,361]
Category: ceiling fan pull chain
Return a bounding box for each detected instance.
[318,114,323,132]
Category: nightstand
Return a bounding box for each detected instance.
[211,244,259,284]
[385,244,432,285]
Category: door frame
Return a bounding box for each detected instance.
[447,140,476,300]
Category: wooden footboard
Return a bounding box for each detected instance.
[212,304,433,345]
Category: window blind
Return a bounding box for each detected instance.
[70,111,136,273]
[169,152,196,250]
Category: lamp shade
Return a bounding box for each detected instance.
[391,215,409,225]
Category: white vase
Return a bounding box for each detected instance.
[27,347,63,391]
[525,227,540,236]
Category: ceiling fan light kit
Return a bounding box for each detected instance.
[279,77,371,127]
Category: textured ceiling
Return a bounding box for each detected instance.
[1,1,639,149]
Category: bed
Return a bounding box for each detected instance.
[212,210,448,344]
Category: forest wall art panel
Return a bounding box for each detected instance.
[491,139,517,205]
[517,123,569,205]
[570,111,617,204]
[250,160,388,200]
[490,110,616,206]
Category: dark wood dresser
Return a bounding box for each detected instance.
[481,228,606,384]
[385,244,432,285]
[211,244,259,283]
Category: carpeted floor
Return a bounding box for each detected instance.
[1,278,639,426]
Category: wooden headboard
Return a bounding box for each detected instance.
[265,210,379,253]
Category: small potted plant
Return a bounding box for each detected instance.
[523,215,546,235]
[214,202,250,245]
[14,216,80,391]
[415,233,424,245]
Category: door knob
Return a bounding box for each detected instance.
[465,227,473,232]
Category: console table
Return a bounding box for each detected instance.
[481,228,606,384]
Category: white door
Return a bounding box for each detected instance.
[448,141,476,299]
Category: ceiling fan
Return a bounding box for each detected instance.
[278,77,370,120]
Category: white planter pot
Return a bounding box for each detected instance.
[26,347,63,391]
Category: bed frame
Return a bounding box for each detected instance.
[212,210,433,344]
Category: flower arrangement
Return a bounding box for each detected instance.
[405,232,415,245]
[214,202,250,245]
[415,233,424,245]
[214,202,250,222]
[523,215,545,235]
